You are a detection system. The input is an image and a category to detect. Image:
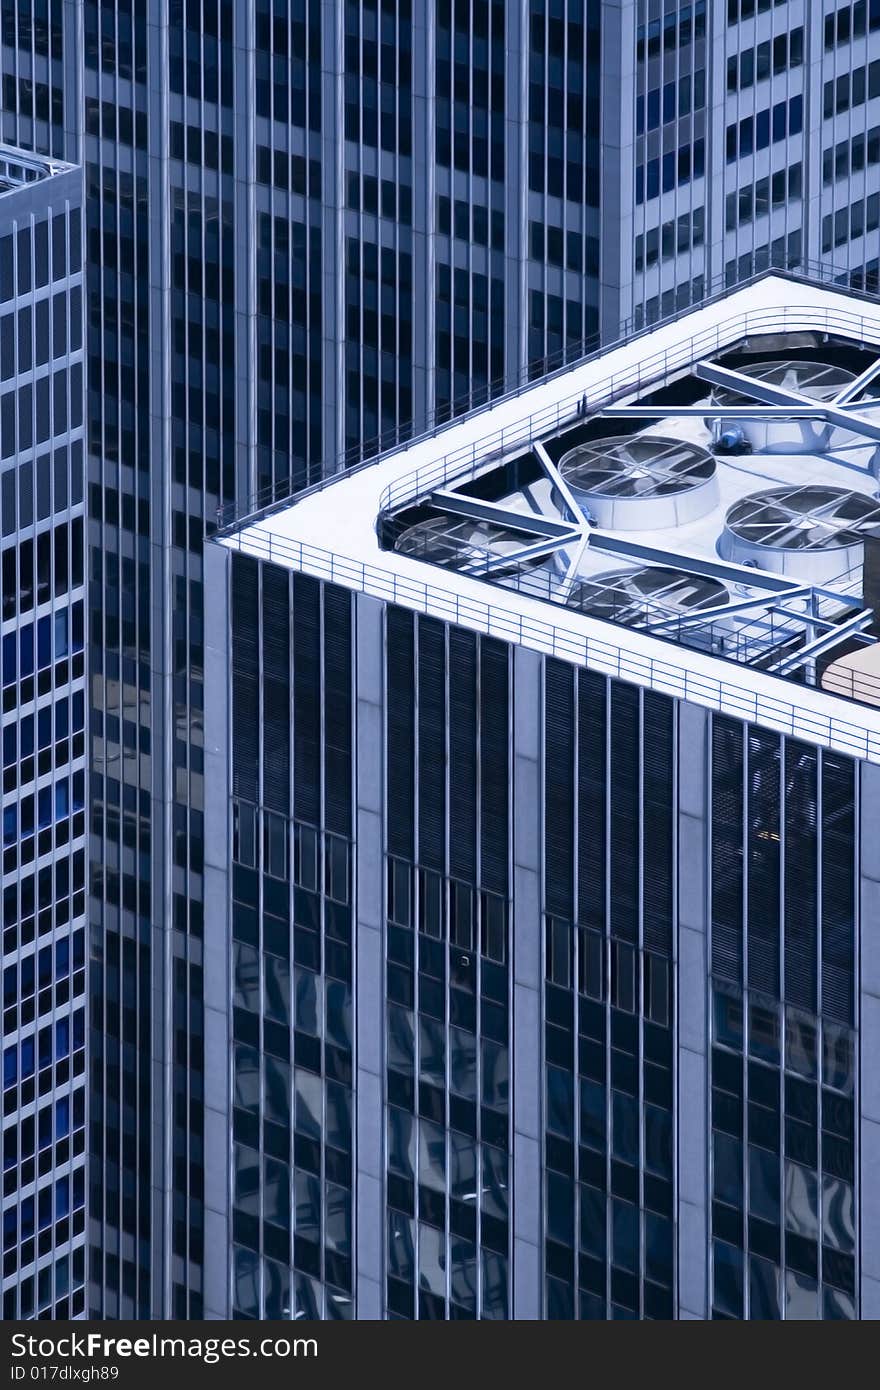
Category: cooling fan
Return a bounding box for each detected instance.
[565,565,728,627]
[557,435,718,529]
[393,513,545,574]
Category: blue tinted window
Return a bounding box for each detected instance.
[37,615,51,667]
[20,625,33,678]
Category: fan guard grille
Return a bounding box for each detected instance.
[724,486,880,552]
[566,565,728,626]
[393,515,538,570]
[559,434,715,499]
[712,359,855,404]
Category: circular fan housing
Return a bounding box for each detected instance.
[558,434,718,530]
[393,514,545,575]
[565,565,728,628]
[720,484,880,581]
[707,359,857,455]
[721,360,856,403]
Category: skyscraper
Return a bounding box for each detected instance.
[1,0,879,1320]
[210,273,880,1319]
[0,143,86,1321]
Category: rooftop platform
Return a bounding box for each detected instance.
[0,143,76,196]
[215,275,880,765]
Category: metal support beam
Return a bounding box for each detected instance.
[533,439,586,526]
[765,610,875,676]
[834,357,880,406]
[429,488,575,538]
[811,583,864,609]
[643,586,814,635]
[602,404,827,420]
[552,534,591,603]
[768,603,846,629]
[695,360,816,408]
[586,530,805,593]
[462,530,578,577]
[696,360,880,444]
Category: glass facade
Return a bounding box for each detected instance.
[542,664,675,1319]
[210,538,875,1319]
[1,0,880,1322]
[229,554,354,1319]
[710,718,858,1319]
[525,0,603,374]
[0,156,87,1321]
[384,611,510,1318]
[82,13,158,1318]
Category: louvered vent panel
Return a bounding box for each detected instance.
[642,689,674,957]
[577,669,606,932]
[747,727,781,997]
[784,741,818,1012]
[544,658,574,919]
[231,555,260,803]
[479,637,510,896]
[449,629,477,883]
[821,753,856,1026]
[261,566,290,814]
[323,585,353,837]
[293,572,321,826]
[711,716,744,985]
[609,681,640,943]
[418,616,446,873]
[386,606,415,860]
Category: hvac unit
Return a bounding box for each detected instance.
[564,565,728,628]
[708,359,856,454]
[719,484,880,582]
[557,434,719,529]
[393,513,543,576]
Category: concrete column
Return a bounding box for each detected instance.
[676,701,710,1320]
[353,593,386,1318]
[511,646,543,1318]
[599,0,636,338]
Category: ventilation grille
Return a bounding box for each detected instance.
[566,565,727,627]
[559,434,715,499]
[394,514,540,572]
[712,359,855,404]
[724,485,880,554]
[557,434,718,530]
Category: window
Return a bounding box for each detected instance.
[232,801,257,867]
[644,954,670,1027]
[450,880,475,951]
[578,928,604,999]
[611,940,637,1013]
[294,822,320,892]
[263,811,287,880]
[546,917,572,988]
[324,835,349,904]
[417,868,443,938]
[480,892,507,964]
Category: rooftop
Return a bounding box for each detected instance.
[0,143,76,196]
[216,274,880,765]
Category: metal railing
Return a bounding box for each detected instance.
[375,300,880,516]
[218,521,880,764]
[0,142,75,184]
[215,261,880,537]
